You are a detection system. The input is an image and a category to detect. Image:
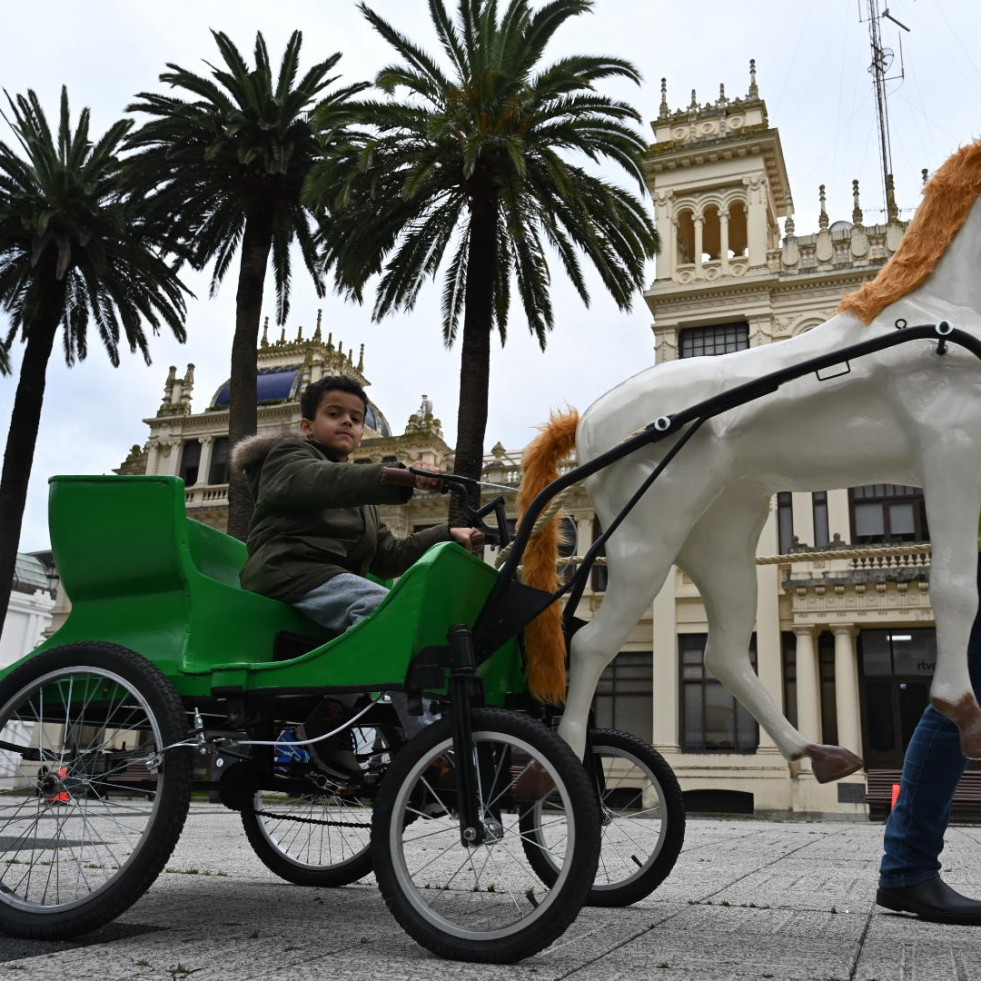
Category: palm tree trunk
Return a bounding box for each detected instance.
[452,198,498,520]
[0,301,61,635]
[226,209,274,541]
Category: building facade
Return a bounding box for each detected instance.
[111,66,949,818]
[1,552,57,670]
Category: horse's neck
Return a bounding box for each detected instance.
[913,198,981,317]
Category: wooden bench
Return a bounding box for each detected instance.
[866,767,981,823]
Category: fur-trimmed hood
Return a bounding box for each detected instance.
[231,430,305,473]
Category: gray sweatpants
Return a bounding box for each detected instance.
[291,573,434,734]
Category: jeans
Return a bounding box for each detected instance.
[878,557,981,888]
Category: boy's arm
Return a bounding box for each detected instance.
[258,442,413,510]
[370,522,452,580]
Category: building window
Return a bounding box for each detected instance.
[818,632,838,746]
[179,440,201,486]
[679,322,749,358]
[680,634,759,753]
[591,517,607,593]
[776,492,794,553]
[849,484,929,544]
[676,209,695,264]
[208,437,230,485]
[594,652,653,742]
[781,631,797,728]
[812,491,830,547]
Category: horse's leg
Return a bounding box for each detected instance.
[678,486,863,783]
[557,546,669,759]
[919,458,981,758]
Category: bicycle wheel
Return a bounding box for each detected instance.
[521,728,685,907]
[0,643,193,938]
[372,707,600,963]
[241,724,398,887]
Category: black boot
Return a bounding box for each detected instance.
[877,876,981,925]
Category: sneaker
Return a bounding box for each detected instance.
[298,699,362,783]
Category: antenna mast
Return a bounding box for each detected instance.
[864,0,909,218]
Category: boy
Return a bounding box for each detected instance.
[232,375,482,777]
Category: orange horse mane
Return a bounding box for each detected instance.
[839,137,981,323]
[518,409,580,704]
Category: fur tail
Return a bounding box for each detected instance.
[518,409,580,704]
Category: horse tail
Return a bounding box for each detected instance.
[518,409,580,705]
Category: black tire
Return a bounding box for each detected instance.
[0,642,193,939]
[521,728,685,906]
[241,724,399,887]
[371,707,601,963]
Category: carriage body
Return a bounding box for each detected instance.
[10,474,524,706]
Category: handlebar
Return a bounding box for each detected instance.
[378,466,511,549]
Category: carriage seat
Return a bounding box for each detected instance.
[40,475,329,679]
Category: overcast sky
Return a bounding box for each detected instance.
[3,0,980,552]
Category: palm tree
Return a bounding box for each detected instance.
[125,31,368,539]
[0,87,189,630]
[309,0,658,502]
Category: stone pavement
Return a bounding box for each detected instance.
[2,804,980,980]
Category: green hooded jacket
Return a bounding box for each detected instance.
[233,434,451,603]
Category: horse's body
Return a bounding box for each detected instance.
[523,144,981,778]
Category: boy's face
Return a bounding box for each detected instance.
[300,389,366,461]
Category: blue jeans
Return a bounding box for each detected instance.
[879,558,981,888]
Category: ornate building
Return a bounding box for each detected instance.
[112,64,949,818]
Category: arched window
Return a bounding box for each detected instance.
[701,204,721,261]
[675,209,695,264]
[727,199,748,257]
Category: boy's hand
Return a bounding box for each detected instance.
[411,461,444,491]
[450,527,486,554]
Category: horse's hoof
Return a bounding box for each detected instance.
[932,694,981,759]
[801,744,864,784]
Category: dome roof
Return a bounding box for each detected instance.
[209,368,393,437]
[13,553,52,595]
[211,368,301,408]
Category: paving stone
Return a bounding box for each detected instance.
[1,809,979,980]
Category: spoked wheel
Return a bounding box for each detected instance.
[0,643,193,938]
[520,728,685,907]
[372,707,601,963]
[241,724,400,887]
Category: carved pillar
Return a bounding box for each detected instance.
[794,628,822,743]
[196,435,215,486]
[651,570,680,752]
[719,208,730,274]
[693,215,704,275]
[833,625,862,755]
[145,438,160,476]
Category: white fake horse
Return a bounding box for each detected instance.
[520,138,981,782]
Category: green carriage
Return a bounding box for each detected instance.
[0,473,683,962]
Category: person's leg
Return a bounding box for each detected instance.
[291,573,390,634]
[290,574,391,779]
[878,705,965,888]
[876,553,981,922]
